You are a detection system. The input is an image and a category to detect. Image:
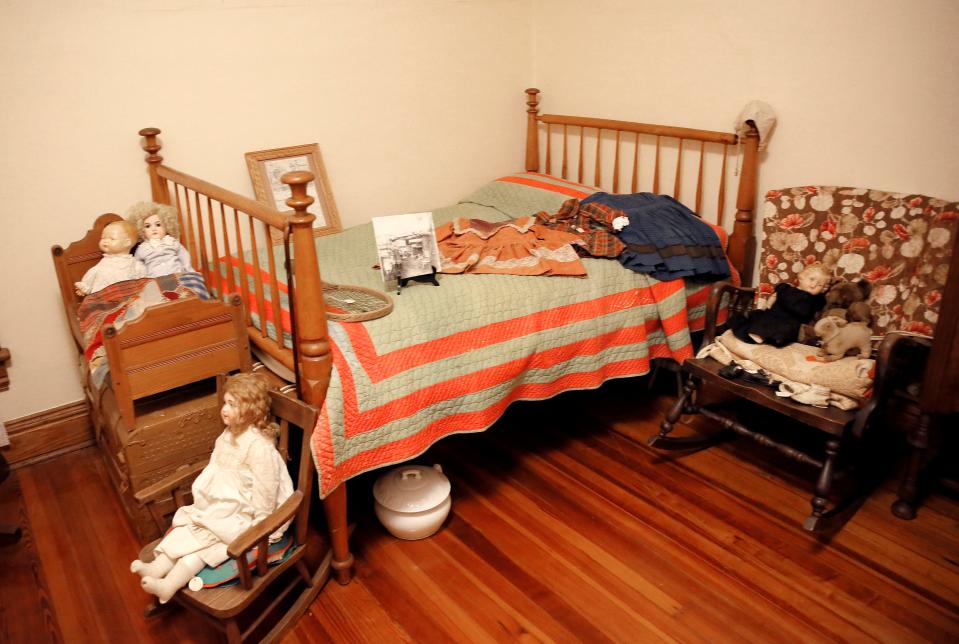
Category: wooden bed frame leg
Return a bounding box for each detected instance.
[323,484,354,584]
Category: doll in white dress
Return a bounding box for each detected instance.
[130,373,294,603]
[127,201,194,277]
[74,220,147,296]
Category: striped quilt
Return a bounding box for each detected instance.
[231,174,730,497]
[78,272,211,388]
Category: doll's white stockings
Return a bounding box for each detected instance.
[134,553,205,604]
[130,552,174,578]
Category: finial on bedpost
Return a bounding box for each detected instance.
[139,127,170,205]
[731,124,760,285]
[525,88,541,172]
[283,171,330,405]
[282,170,353,583]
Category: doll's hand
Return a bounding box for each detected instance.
[74,282,90,297]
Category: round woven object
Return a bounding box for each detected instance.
[322,283,394,322]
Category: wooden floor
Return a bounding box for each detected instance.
[2,378,957,643]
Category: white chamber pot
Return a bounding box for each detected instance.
[373,464,451,540]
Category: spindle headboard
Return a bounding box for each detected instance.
[524,88,760,284]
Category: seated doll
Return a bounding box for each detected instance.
[74,220,147,296]
[130,373,294,603]
[729,264,831,347]
[127,201,194,278]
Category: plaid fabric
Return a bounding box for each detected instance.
[534,198,626,258]
[582,192,730,281]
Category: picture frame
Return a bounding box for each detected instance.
[245,143,342,239]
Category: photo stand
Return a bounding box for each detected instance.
[397,266,440,294]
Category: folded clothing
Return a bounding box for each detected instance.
[700,330,874,407]
[581,192,730,281]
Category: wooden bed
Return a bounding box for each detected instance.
[115,88,760,584]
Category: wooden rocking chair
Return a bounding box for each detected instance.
[650,186,957,531]
[134,375,329,642]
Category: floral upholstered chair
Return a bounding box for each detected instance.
[650,186,958,532]
[757,187,956,338]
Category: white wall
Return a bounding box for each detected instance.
[2,0,957,423]
[532,0,959,201]
[0,0,532,421]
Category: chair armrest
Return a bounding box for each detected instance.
[133,460,208,506]
[871,332,933,399]
[703,281,756,345]
[226,490,304,559]
[850,331,932,439]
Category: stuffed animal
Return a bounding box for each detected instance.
[74,220,147,296]
[814,316,872,362]
[127,202,194,277]
[798,278,872,344]
[729,264,831,347]
[823,279,872,324]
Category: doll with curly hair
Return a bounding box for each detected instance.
[729,263,831,347]
[74,220,147,296]
[126,201,194,277]
[130,373,293,603]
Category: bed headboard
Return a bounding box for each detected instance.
[524,88,760,284]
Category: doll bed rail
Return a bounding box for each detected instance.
[136,88,761,586]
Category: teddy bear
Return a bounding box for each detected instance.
[813,316,873,362]
[798,278,872,344]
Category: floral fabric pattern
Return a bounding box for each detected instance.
[757,187,958,337]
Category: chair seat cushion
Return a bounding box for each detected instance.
[713,330,874,400]
[194,531,296,589]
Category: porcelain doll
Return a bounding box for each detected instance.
[729,264,831,347]
[127,201,194,277]
[74,220,147,296]
[130,373,293,603]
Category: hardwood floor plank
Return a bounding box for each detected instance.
[0,469,61,644]
[2,382,956,643]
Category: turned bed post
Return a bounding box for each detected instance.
[730,125,760,285]
[525,88,541,172]
[282,171,354,585]
[138,127,171,205]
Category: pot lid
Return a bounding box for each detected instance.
[373,464,451,512]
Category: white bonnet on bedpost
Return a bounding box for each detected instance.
[525,88,541,172]
[138,127,171,205]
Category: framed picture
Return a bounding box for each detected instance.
[245,143,342,238]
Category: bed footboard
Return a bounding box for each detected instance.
[103,294,252,431]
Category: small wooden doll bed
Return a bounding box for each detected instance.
[125,88,761,584]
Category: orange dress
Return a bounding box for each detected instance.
[436,217,587,277]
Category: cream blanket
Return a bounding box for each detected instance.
[698,330,875,410]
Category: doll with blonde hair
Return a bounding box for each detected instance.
[729,263,832,347]
[130,373,293,603]
[126,201,194,277]
[74,220,147,296]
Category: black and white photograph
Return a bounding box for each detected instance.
[371,212,441,285]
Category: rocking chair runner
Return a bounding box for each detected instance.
[134,376,329,643]
[650,186,958,531]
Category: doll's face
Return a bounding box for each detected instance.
[142,214,167,240]
[798,268,829,295]
[99,224,133,255]
[221,392,241,428]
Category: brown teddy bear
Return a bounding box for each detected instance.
[798,278,872,344]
